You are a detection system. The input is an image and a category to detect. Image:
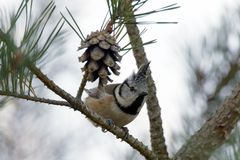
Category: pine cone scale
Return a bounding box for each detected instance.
[78,30,121,85]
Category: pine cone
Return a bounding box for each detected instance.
[78,30,121,85]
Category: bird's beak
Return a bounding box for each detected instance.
[140,92,148,97]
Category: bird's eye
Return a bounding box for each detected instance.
[124,81,136,92]
[130,87,136,92]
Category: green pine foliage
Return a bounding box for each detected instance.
[0,0,64,95]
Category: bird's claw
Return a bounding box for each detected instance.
[121,127,129,141]
[102,119,114,133]
[101,120,129,141]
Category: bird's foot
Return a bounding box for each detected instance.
[121,126,129,141]
[102,119,114,133]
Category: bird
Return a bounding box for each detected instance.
[84,62,150,127]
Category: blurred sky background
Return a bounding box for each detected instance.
[0,0,238,159]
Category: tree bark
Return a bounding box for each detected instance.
[173,82,240,160]
[124,2,169,159]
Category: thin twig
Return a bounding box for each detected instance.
[0,90,69,106]
[27,64,157,160]
[76,72,88,100]
[208,62,239,102]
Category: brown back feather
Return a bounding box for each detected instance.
[104,83,120,95]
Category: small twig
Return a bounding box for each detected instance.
[208,62,239,102]
[76,72,88,100]
[0,90,69,107]
[105,20,113,33]
[0,29,5,39]
[97,79,106,92]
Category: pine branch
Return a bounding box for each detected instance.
[208,60,239,102]
[123,1,169,159]
[27,64,157,160]
[173,82,240,159]
[76,72,88,99]
[0,0,65,95]
[0,90,69,106]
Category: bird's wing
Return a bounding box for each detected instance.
[85,83,120,98]
[84,88,104,99]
